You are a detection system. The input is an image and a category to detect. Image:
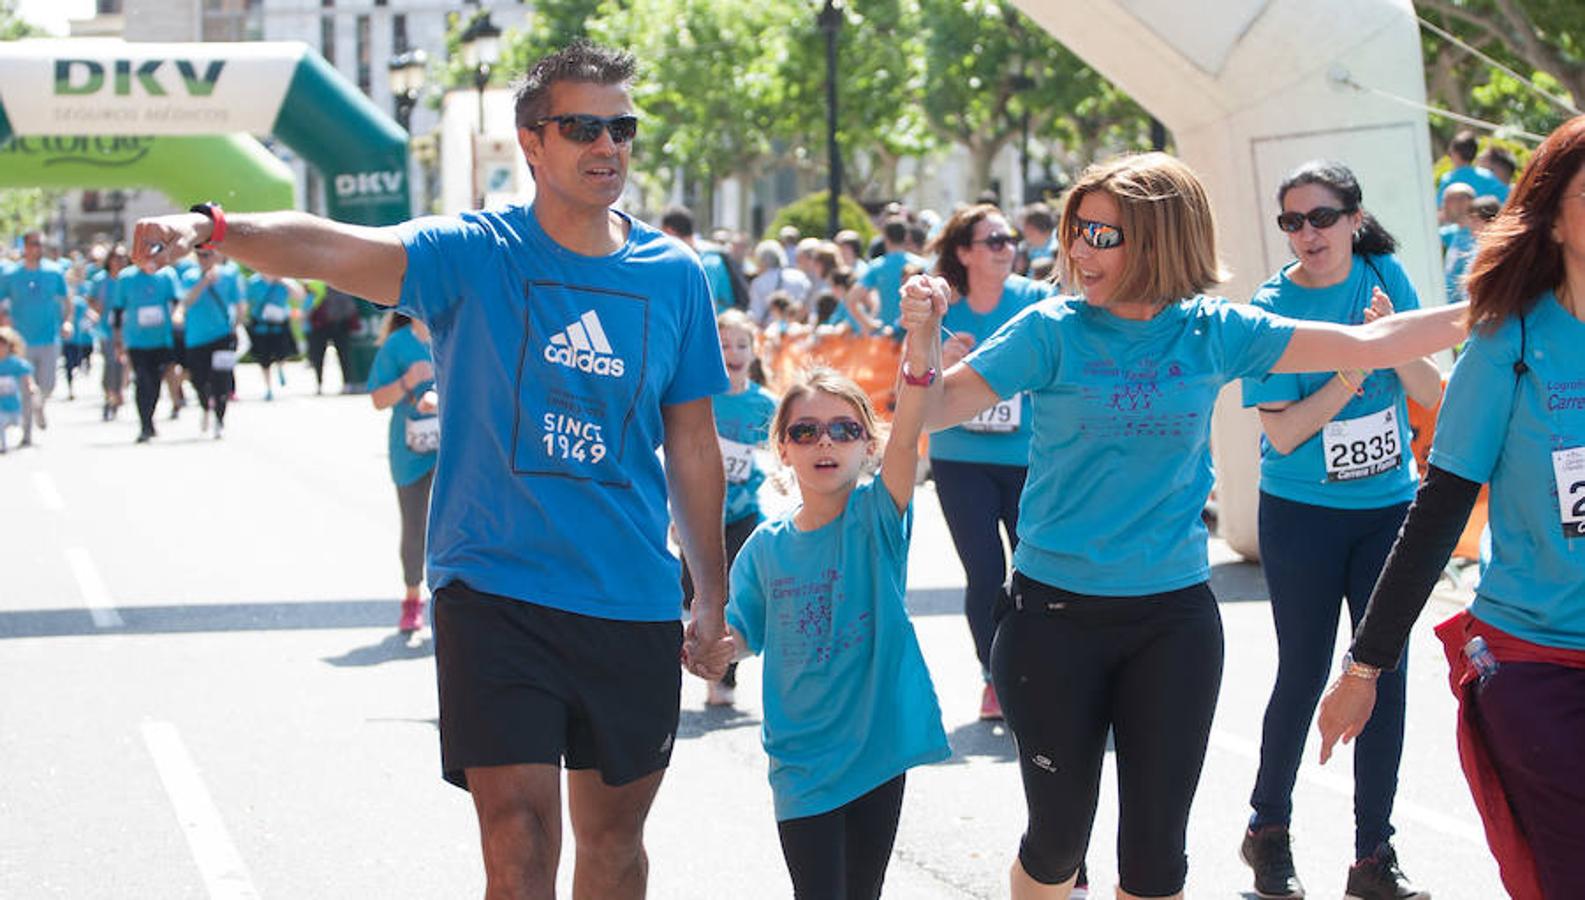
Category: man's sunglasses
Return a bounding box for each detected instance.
[530,113,639,145]
[785,417,868,445]
[1276,206,1355,233]
[971,232,1021,252]
[1071,218,1124,250]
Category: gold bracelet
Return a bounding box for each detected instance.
[1335,370,1364,397]
[1341,653,1381,680]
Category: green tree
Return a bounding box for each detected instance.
[1,0,52,235]
[1,0,40,40]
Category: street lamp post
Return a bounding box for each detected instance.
[460,11,503,209]
[388,48,428,133]
[818,0,843,238]
[1009,73,1034,204]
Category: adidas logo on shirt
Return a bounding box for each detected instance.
[543,310,627,377]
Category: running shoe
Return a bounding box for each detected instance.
[1345,843,1428,900]
[277,367,286,387]
[265,388,275,402]
[706,681,736,707]
[979,683,1003,721]
[1241,825,1305,898]
[201,409,210,433]
[398,596,425,633]
[213,421,224,440]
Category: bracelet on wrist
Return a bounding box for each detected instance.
[1335,370,1364,397]
[1341,652,1381,681]
[190,202,227,249]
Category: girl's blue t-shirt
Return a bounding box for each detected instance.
[1429,291,1585,651]
[930,273,1052,467]
[1240,254,1422,510]
[394,204,728,621]
[727,478,951,820]
[367,325,439,488]
[180,267,243,347]
[714,382,778,524]
[967,295,1296,595]
[0,355,34,415]
[112,267,180,350]
[246,277,293,333]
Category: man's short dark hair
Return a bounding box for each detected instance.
[1021,202,1056,234]
[882,217,908,245]
[660,206,695,238]
[1449,130,1479,164]
[514,40,637,130]
[1481,147,1517,181]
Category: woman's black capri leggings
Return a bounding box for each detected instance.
[991,573,1223,897]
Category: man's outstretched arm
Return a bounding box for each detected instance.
[132,211,407,306]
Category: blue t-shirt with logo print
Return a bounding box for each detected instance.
[111,267,180,350]
[966,294,1296,596]
[714,382,778,524]
[930,274,1051,467]
[180,266,244,347]
[1430,292,1585,650]
[367,324,439,488]
[394,204,729,621]
[3,263,69,349]
[1240,254,1422,510]
[727,478,951,820]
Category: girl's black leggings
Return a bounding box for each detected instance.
[776,774,905,900]
[992,574,1223,898]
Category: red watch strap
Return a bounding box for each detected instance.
[901,361,937,387]
[191,202,227,249]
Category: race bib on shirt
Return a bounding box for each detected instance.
[260,305,289,324]
[211,349,238,371]
[0,376,17,396]
[719,437,757,484]
[136,305,167,329]
[964,394,1022,433]
[405,415,440,454]
[1323,407,1401,481]
[1553,446,1585,539]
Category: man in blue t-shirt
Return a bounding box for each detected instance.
[848,215,927,334]
[1436,130,1510,205]
[2,231,70,444]
[129,41,732,899]
[659,204,746,312]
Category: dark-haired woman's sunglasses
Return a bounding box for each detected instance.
[530,113,639,145]
[1071,218,1124,249]
[1276,206,1355,233]
[971,232,1021,251]
[785,417,868,445]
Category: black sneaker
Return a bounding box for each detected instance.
[1346,843,1429,900]
[1240,825,1305,898]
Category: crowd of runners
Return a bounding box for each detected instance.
[4,37,1581,900]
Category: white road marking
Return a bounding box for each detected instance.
[32,471,65,511]
[1210,728,1486,845]
[141,721,261,900]
[63,546,123,629]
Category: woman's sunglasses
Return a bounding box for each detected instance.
[1071,218,1124,249]
[971,232,1021,252]
[1276,206,1355,233]
[785,417,868,445]
[530,113,639,145]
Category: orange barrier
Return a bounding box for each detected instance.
[1407,378,1487,561]
[766,333,903,417]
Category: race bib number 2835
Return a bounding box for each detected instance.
[1323,407,1401,482]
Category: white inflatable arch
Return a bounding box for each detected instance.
[1011,0,1442,558]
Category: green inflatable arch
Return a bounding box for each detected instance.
[0,38,409,225]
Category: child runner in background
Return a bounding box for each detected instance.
[682,309,778,706]
[721,277,950,899]
[368,312,438,636]
[62,288,97,401]
[0,326,36,453]
[245,272,305,400]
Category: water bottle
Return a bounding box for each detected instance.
[1463,635,1499,685]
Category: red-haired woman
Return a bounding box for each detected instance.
[1320,115,1585,900]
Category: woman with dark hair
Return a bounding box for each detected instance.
[1320,116,1585,900]
[1237,160,1441,900]
[925,203,1050,721]
[368,310,438,635]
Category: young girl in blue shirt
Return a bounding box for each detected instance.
[721,278,950,899]
[0,326,37,453]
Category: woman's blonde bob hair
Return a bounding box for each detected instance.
[1059,152,1230,309]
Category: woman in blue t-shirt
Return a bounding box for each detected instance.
[923,152,1466,900]
[723,285,949,900]
[1320,115,1585,900]
[925,204,1050,722]
[1238,160,1442,900]
[368,312,438,635]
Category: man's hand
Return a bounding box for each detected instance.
[1316,673,1378,764]
[682,598,731,681]
[131,213,211,270]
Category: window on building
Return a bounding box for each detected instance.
[95,0,122,14]
[321,15,335,65]
[356,15,372,95]
[392,14,408,53]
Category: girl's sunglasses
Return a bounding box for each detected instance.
[1276,206,1355,233]
[785,417,868,445]
[971,232,1021,251]
[530,113,639,145]
[1071,218,1124,249]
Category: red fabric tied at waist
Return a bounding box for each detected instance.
[1434,609,1585,900]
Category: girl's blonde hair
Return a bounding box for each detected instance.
[0,325,24,356]
[716,308,758,339]
[771,366,883,458]
[1059,152,1229,309]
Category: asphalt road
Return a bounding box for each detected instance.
[0,358,1503,898]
